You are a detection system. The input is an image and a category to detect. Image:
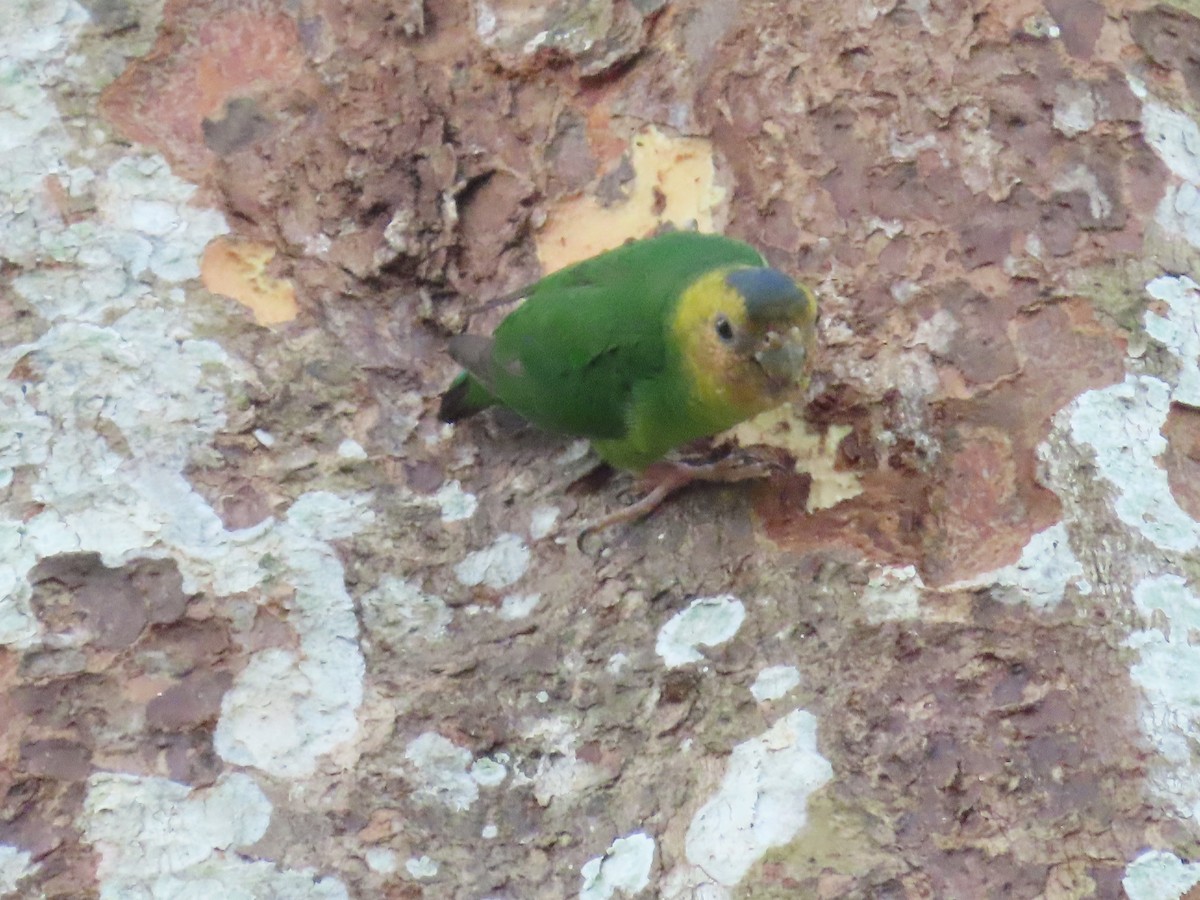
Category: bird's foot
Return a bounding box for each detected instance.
[576,450,779,546]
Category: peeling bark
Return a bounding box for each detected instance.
[4,0,1200,897]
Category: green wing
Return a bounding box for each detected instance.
[446,231,764,440]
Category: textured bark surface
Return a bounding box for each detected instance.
[4,0,1200,897]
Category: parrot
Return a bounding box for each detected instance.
[438,230,819,532]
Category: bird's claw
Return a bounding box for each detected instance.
[574,451,782,549]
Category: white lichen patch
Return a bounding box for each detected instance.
[656,595,746,668]
[1135,89,1200,187]
[858,565,924,623]
[1051,165,1113,221]
[958,105,1016,200]
[15,156,225,323]
[912,307,958,355]
[360,575,452,643]
[1,309,242,649]
[1125,575,1200,822]
[579,832,656,900]
[48,315,234,477]
[132,860,348,900]
[1053,82,1096,137]
[0,0,82,164]
[364,847,399,875]
[1145,275,1200,408]
[0,526,42,648]
[0,0,91,647]
[80,772,348,899]
[684,709,833,886]
[470,756,508,788]
[1040,275,1200,580]
[434,479,478,522]
[1132,85,1200,251]
[0,844,36,897]
[532,755,596,805]
[93,156,228,286]
[515,715,605,806]
[336,438,368,461]
[83,773,271,877]
[1157,183,1200,250]
[888,129,939,162]
[405,856,438,879]
[499,592,542,620]
[1123,850,1200,900]
[1037,267,1200,577]
[945,522,1082,610]
[0,380,50,491]
[529,505,560,540]
[213,493,372,778]
[404,732,479,811]
[1063,375,1199,554]
[659,864,731,900]
[454,533,531,589]
[750,665,802,702]
[1,0,371,784]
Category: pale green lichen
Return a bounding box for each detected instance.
[683,709,832,887]
[0,0,236,658]
[580,832,655,900]
[1145,275,1200,407]
[1132,81,1200,254]
[360,575,452,643]
[336,437,368,460]
[83,773,272,876]
[454,533,531,589]
[750,665,802,702]
[1123,850,1200,900]
[0,844,36,897]
[655,594,746,668]
[364,848,399,874]
[946,523,1083,610]
[404,732,479,811]
[1,312,242,648]
[434,479,478,522]
[1,0,374,793]
[515,715,605,806]
[499,592,542,619]
[529,505,560,539]
[1065,375,1199,554]
[80,772,350,899]
[213,493,372,778]
[470,756,509,788]
[1126,575,1200,822]
[405,856,438,879]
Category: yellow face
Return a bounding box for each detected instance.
[672,266,818,418]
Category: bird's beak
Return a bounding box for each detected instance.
[754,325,810,390]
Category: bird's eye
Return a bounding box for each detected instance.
[715,314,734,343]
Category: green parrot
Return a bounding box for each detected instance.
[439,230,818,527]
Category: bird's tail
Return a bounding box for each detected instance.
[438,373,496,423]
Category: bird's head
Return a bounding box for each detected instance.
[673,264,818,418]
